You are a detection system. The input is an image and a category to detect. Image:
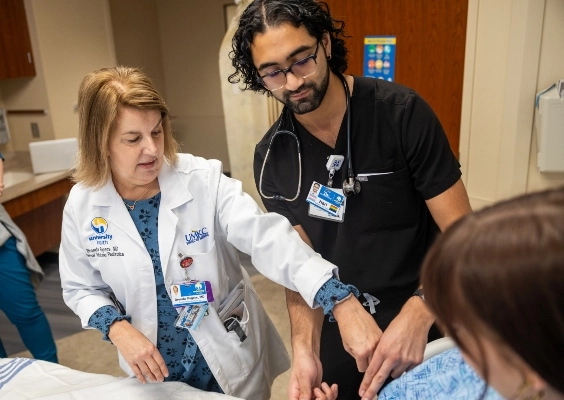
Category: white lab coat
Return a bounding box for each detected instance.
[59,153,337,400]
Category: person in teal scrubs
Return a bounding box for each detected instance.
[0,152,57,362]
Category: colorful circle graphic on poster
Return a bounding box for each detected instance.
[364,36,396,81]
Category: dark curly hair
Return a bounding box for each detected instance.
[228,0,348,93]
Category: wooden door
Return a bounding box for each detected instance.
[0,0,36,79]
[323,0,468,157]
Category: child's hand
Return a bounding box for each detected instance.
[313,382,338,400]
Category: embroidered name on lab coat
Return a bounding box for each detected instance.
[85,246,124,258]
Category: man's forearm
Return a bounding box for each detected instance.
[400,295,435,331]
[287,288,324,355]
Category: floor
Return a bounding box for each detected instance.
[0,252,292,400]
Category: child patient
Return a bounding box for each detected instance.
[379,187,564,400]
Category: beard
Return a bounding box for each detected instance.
[275,64,330,115]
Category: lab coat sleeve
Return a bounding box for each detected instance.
[214,169,338,308]
[59,197,114,328]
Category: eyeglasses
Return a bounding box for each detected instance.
[258,42,320,92]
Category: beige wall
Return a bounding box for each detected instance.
[526,0,564,192]
[0,0,54,153]
[107,0,232,172]
[157,0,231,172]
[460,0,564,210]
[108,0,166,95]
[35,0,116,140]
[0,0,116,153]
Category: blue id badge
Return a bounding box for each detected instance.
[175,303,208,331]
[171,281,214,308]
[306,181,344,216]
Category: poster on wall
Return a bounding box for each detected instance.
[363,36,396,81]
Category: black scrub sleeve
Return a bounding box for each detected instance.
[400,90,462,200]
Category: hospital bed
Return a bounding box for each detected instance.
[0,338,456,399]
[0,357,242,400]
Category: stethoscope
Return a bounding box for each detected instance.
[258,74,361,201]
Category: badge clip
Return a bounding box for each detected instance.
[178,253,193,281]
[326,155,345,187]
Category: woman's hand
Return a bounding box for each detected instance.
[108,320,169,383]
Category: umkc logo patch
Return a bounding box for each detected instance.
[185,227,209,245]
[89,217,113,241]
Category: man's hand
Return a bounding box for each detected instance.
[332,295,382,372]
[358,297,434,399]
[288,346,323,400]
[108,319,169,384]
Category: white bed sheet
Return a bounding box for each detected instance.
[0,358,242,400]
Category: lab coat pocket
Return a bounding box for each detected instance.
[191,273,289,395]
[222,279,261,377]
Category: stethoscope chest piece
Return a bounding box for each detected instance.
[343,177,361,197]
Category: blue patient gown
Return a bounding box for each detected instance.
[378,348,503,400]
[88,193,221,392]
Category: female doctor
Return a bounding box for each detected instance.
[59,66,376,400]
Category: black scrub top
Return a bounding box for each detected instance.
[254,77,461,297]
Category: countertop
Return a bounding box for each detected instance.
[1,151,71,204]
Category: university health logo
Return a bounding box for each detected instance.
[194,282,203,291]
[91,217,108,234]
[89,217,113,241]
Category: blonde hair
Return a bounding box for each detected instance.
[73,66,179,188]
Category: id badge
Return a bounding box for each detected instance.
[175,303,208,330]
[171,280,214,308]
[308,188,346,223]
[306,181,344,215]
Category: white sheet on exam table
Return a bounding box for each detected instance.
[0,358,242,400]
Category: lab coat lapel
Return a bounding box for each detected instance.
[158,160,193,278]
[89,179,146,251]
